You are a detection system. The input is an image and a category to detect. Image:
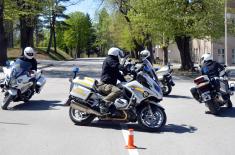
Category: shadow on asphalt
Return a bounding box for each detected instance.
[43,70,100,78]
[216,107,235,118]
[9,100,63,111]
[163,124,197,133]
[0,121,30,126]
[166,94,193,99]
[84,121,197,134]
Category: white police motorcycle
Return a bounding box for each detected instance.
[67,56,166,131]
[0,59,46,110]
[155,63,175,96]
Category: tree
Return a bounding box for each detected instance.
[127,0,224,70]
[94,8,113,56]
[64,12,93,58]
[16,0,43,53]
[44,0,69,53]
[0,0,7,66]
[85,14,96,57]
[105,0,156,63]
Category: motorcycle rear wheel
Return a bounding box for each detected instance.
[206,100,220,115]
[69,107,95,125]
[1,93,13,110]
[137,104,166,132]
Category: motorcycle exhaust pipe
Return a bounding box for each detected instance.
[70,100,102,116]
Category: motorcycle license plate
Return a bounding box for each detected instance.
[201,92,211,102]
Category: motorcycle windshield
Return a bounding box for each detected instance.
[10,59,32,78]
[143,59,158,81]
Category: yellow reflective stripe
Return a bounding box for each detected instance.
[84,77,95,83]
[132,86,144,93]
[72,88,87,96]
[79,81,91,88]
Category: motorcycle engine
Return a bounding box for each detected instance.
[114,98,128,109]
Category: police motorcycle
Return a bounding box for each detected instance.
[0,59,46,110]
[191,68,235,115]
[67,56,166,131]
[155,63,175,96]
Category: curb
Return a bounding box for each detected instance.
[38,64,54,69]
[0,64,53,72]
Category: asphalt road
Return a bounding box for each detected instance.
[0,59,235,155]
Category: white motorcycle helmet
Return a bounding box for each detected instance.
[140,49,150,60]
[24,47,35,59]
[108,47,124,62]
[200,53,212,66]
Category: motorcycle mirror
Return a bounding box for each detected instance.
[224,65,227,68]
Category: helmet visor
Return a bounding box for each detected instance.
[26,53,34,57]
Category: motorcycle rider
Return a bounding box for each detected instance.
[97,47,126,114]
[139,49,150,60]
[17,47,38,91]
[18,47,37,71]
[190,53,232,108]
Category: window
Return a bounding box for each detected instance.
[218,49,225,64]
[232,49,235,64]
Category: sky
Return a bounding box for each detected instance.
[65,0,104,20]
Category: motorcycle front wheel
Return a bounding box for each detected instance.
[137,104,166,132]
[69,107,96,125]
[162,84,172,96]
[1,93,13,110]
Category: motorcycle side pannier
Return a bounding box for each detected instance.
[36,76,46,92]
[70,77,95,100]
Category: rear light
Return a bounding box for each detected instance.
[197,82,210,93]
[194,76,209,85]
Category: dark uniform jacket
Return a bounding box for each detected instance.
[201,60,224,78]
[100,55,126,85]
[18,56,37,71]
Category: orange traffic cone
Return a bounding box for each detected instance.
[125,129,137,149]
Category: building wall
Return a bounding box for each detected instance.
[191,39,213,63]
[213,36,235,65]
[155,44,181,64]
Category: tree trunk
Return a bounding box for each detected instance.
[47,11,56,54]
[53,25,57,53]
[5,21,13,48]
[133,39,143,59]
[162,46,168,65]
[20,17,35,54]
[52,13,57,53]
[175,36,194,70]
[0,0,7,66]
[145,34,156,64]
[35,19,39,47]
[47,27,53,53]
[76,44,80,58]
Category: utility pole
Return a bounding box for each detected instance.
[225,0,228,65]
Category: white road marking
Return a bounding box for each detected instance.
[120,124,139,155]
